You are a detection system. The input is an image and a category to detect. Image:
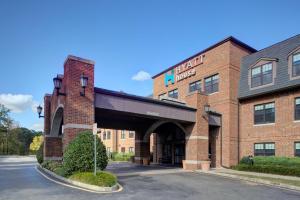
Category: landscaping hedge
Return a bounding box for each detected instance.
[110,152,134,161]
[234,156,300,177]
[69,171,117,187]
[63,131,108,176]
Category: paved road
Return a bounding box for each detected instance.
[1,157,300,200]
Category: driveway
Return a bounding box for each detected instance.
[0,156,300,200]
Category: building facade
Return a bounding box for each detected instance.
[152,37,256,167]
[99,129,135,154]
[239,35,300,158]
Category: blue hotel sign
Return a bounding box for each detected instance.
[164,54,204,86]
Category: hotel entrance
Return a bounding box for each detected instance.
[152,122,186,166]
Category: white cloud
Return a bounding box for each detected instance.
[132,70,151,81]
[31,122,44,132]
[0,94,35,113]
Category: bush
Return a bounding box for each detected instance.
[63,131,108,175]
[36,143,44,164]
[235,156,300,177]
[111,152,134,161]
[69,171,117,187]
[233,164,300,177]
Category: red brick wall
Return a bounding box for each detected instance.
[239,88,300,158]
[153,41,252,167]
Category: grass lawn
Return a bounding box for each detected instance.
[226,173,300,188]
[69,171,117,187]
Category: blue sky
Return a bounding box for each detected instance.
[0,0,299,131]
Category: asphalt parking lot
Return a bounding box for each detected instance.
[0,157,300,200]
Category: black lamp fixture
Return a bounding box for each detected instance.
[37,105,44,118]
[53,75,66,96]
[80,73,88,96]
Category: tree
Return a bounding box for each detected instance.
[0,104,12,154]
[30,135,44,153]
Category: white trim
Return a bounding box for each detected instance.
[294,120,300,123]
[63,123,93,129]
[186,136,208,140]
[253,123,275,127]
[184,160,209,164]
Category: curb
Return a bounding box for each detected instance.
[36,165,122,193]
[196,170,300,193]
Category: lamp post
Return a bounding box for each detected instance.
[80,73,88,96]
[53,75,66,96]
[36,105,44,118]
[204,104,211,113]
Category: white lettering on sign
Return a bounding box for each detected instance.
[175,54,204,74]
[146,111,160,116]
[176,68,196,82]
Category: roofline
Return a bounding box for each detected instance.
[243,34,300,60]
[238,84,300,101]
[94,87,197,111]
[64,55,95,66]
[152,36,257,79]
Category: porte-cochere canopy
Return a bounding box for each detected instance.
[94,87,197,133]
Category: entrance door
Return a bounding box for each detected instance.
[174,144,185,165]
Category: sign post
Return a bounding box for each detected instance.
[92,123,97,176]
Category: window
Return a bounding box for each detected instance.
[103,131,106,140]
[107,131,111,140]
[251,63,273,88]
[295,98,300,120]
[129,147,134,153]
[107,147,111,153]
[158,93,167,100]
[205,74,219,94]
[254,102,275,124]
[129,131,134,138]
[168,89,178,99]
[254,143,275,156]
[121,147,125,153]
[121,130,126,139]
[295,142,300,157]
[292,53,300,77]
[189,80,201,93]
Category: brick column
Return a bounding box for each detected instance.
[184,91,209,170]
[134,130,150,164]
[44,136,63,160]
[62,56,95,150]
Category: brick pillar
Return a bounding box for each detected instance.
[44,136,63,160]
[184,92,209,170]
[43,94,52,159]
[62,56,95,150]
[134,130,150,165]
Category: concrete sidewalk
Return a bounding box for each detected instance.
[196,168,300,191]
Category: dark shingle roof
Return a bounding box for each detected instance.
[239,34,300,100]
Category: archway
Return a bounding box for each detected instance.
[50,106,64,136]
[44,106,63,160]
[145,121,186,166]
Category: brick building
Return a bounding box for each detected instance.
[42,35,300,170]
[99,129,135,154]
[239,34,300,158]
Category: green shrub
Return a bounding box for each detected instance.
[53,167,67,177]
[69,171,117,187]
[233,164,300,177]
[111,152,134,161]
[252,156,300,167]
[239,156,253,165]
[36,143,44,164]
[41,160,62,171]
[63,131,108,175]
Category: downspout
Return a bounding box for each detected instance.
[238,102,240,163]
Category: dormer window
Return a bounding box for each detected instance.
[292,53,300,77]
[251,63,273,88]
